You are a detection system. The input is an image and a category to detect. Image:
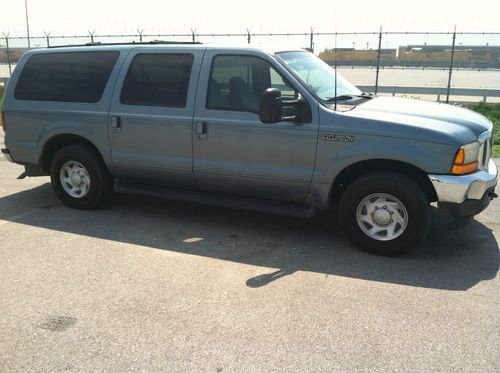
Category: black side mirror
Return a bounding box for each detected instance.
[260,88,282,124]
[260,88,312,124]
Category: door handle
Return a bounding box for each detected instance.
[111,116,121,129]
[196,121,208,139]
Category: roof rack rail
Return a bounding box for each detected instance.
[48,40,202,48]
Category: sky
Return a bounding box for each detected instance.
[1,0,499,50]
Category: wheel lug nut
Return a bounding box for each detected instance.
[390,211,394,215]
[383,205,387,209]
[390,219,393,223]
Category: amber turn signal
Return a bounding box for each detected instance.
[451,147,478,175]
[451,162,479,175]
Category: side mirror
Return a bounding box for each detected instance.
[260,88,282,124]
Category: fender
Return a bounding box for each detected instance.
[308,136,457,209]
[37,118,110,165]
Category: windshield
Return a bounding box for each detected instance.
[276,51,363,101]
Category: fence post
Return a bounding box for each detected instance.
[44,32,50,47]
[247,28,251,44]
[25,0,31,48]
[137,29,144,43]
[191,28,196,43]
[446,26,456,103]
[310,27,314,52]
[3,34,12,76]
[374,26,382,94]
[88,30,95,44]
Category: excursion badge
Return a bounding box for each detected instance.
[321,134,355,142]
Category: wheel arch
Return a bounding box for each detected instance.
[328,159,438,205]
[40,134,106,173]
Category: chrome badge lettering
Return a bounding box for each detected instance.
[321,134,355,142]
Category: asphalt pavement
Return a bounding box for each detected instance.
[0,153,498,372]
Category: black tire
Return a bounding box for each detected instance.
[50,144,113,209]
[339,172,431,256]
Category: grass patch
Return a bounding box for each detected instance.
[493,145,500,158]
[466,102,500,158]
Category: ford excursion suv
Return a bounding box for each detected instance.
[1,42,497,256]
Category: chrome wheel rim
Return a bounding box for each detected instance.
[59,160,91,198]
[356,193,408,241]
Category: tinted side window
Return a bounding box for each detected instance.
[207,55,296,113]
[14,52,119,103]
[120,54,194,107]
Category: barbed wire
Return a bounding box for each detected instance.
[1,30,500,40]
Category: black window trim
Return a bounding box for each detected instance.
[119,52,195,108]
[206,53,300,115]
[14,51,120,104]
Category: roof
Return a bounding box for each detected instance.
[25,41,307,56]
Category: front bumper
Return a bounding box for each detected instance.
[429,159,498,217]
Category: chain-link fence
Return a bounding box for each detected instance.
[1,29,500,102]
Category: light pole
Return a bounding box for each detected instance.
[25,0,31,48]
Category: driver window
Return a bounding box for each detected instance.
[270,69,296,99]
[207,55,297,113]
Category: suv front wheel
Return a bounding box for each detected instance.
[50,144,113,209]
[340,172,431,256]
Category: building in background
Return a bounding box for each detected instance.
[319,45,500,68]
[0,48,26,63]
[319,48,397,67]
[397,45,500,68]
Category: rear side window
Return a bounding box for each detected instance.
[120,54,194,107]
[14,51,119,103]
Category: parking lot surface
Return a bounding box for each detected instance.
[0,152,499,372]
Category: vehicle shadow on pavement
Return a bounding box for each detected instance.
[0,182,498,291]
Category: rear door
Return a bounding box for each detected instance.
[108,47,204,188]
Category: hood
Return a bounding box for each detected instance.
[343,96,492,145]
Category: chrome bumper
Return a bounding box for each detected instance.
[428,159,498,204]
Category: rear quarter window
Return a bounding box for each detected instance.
[14,51,119,103]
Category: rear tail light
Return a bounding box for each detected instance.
[1,110,5,132]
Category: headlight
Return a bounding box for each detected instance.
[451,141,480,175]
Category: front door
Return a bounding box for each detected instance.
[108,48,204,188]
[193,50,319,202]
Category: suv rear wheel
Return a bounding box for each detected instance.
[50,144,113,209]
[339,172,431,256]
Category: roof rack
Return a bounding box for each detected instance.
[48,40,202,48]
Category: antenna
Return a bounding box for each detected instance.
[334,25,338,111]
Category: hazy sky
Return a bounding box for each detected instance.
[2,0,499,34]
[1,0,499,50]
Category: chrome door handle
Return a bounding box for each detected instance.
[196,121,208,139]
[111,116,122,132]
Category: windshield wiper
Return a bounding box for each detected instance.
[358,92,374,98]
[325,95,352,102]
